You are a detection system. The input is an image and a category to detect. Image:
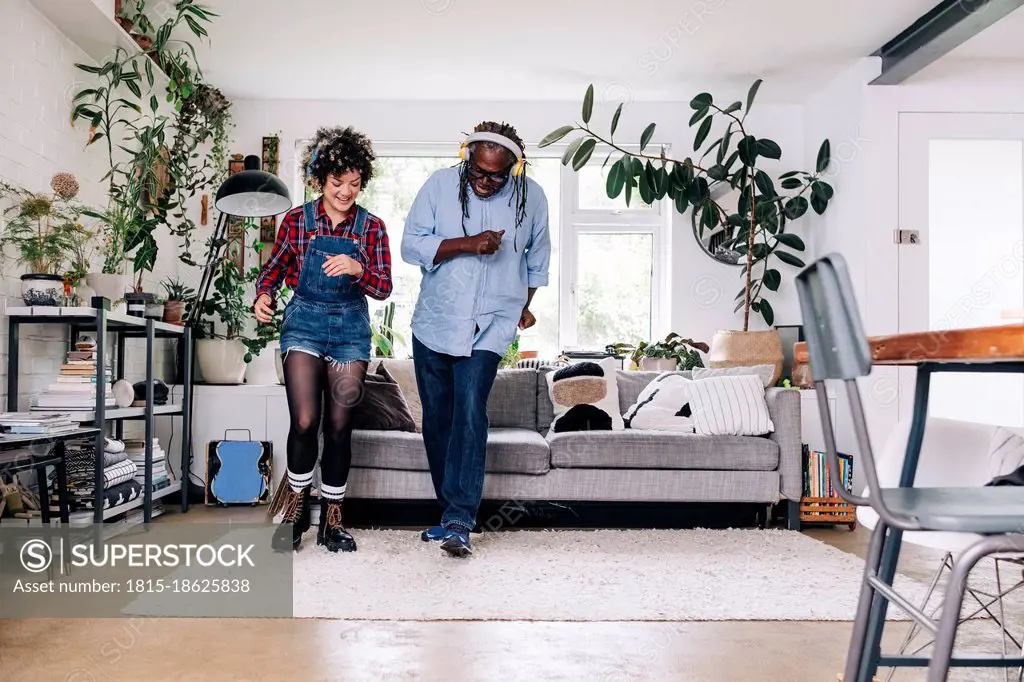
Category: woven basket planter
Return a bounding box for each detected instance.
[707,329,784,385]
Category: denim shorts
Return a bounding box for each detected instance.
[279,297,371,365]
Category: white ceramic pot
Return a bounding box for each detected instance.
[86,273,128,303]
[196,339,247,385]
[639,357,678,372]
[21,274,65,306]
[244,341,280,385]
[275,348,285,384]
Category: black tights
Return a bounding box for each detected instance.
[282,351,367,502]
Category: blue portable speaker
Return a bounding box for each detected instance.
[205,429,273,506]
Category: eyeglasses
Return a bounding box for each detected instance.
[468,164,510,184]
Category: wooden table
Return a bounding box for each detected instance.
[793,323,1024,371]
[794,323,1024,681]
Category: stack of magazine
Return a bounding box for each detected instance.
[0,412,80,439]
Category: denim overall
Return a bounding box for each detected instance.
[279,201,372,364]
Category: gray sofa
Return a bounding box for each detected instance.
[345,366,803,518]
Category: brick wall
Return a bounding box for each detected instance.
[0,0,179,419]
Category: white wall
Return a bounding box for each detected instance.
[229,97,804,346]
[802,57,1024,490]
[0,0,179,412]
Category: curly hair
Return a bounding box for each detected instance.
[458,121,529,248]
[301,125,376,192]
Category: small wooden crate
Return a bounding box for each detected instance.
[800,496,857,530]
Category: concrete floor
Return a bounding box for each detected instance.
[2,505,1022,682]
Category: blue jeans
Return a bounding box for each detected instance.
[412,334,501,532]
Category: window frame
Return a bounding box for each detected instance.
[291,138,672,355]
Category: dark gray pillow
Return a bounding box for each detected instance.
[351,364,416,432]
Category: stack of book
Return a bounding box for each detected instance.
[124,438,173,491]
[0,412,80,439]
[802,444,854,498]
[31,340,114,414]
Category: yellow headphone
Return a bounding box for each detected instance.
[459,132,527,177]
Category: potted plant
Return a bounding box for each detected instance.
[371,301,405,358]
[0,175,89,307]
[624,334,709,372]
[194,255,250,384]
[243,286,291,386]
[541,79,835,384]
[160,277,194,325]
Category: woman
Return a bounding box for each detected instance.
[256,125,392,553]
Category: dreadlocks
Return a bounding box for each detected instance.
[458,121,529,245]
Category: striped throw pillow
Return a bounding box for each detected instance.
[687,373,775,436]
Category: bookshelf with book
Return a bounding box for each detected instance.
[800,444,857,530]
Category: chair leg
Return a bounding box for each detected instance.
[884,552,951,682]
[845,521,889,682]
[928,535,1024,682]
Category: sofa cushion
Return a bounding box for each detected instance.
[615,370,692,415]
[351,427,550,475]
[547,431,779,471]
[487,369,538,429]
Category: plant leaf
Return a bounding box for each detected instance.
[610,103,623,137]
[775,251,806,268]
[780,178,803,190]
[582,84,594,124]
[561,137,585,166]
[694,116,713,150]
[816,139,831,173]
[774,233,806,251]
[756,139,782,160]
[762,269,782,291]
[640,123,656,151]
[754,170,776,198]
[606,161,625,198]
[759,298,775,326]
[745,79,763,114]
[539,125,575,147]
[689,106,709,126]
[811,193,828,215]
[783,196,809,219]
[738,135,759,166]
[690,92,713,110]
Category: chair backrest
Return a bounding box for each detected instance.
[795,253,873,381]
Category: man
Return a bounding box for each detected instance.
[401,121,551,558]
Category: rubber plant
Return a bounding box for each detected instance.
[540,79,835,329]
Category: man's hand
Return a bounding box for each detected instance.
[254,293,275,324]
[468,230,504,255]
[519,307,536,330]
[323,253,363,278]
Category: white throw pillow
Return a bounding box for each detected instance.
[623,373,695,432]
[547,357,624,432]
[691,364,776,388]
[988,426,1024,479]
[687,374,775,436]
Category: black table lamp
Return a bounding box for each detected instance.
[188,154,292,327]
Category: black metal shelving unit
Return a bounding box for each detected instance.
[5,306,193,523]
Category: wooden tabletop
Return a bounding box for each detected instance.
[793,324,1024,366]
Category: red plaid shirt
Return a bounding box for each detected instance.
[255,197,392,302]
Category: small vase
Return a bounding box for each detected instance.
[708,329,785,385]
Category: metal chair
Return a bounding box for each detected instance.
[795,253,1024,682]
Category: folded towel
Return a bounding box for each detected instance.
[104,437,125,454]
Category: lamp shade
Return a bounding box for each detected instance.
[214,155,292,217]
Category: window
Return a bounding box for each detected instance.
[292,140,667,360]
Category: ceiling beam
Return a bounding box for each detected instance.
[870,0,1024,85]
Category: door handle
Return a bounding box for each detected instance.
[894,229,920,245]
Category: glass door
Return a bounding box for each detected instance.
[897,113,1024,427]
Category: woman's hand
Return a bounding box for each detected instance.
[254,294,275,324]
[323,253,363,278]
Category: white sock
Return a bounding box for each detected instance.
[287,468,314,492]
[320,482,347,502]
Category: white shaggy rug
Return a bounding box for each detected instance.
[292,529,928,621]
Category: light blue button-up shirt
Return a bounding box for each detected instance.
[401,166,551,358]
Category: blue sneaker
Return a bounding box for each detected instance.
[421,525,445,542]
[441,528,472,558]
